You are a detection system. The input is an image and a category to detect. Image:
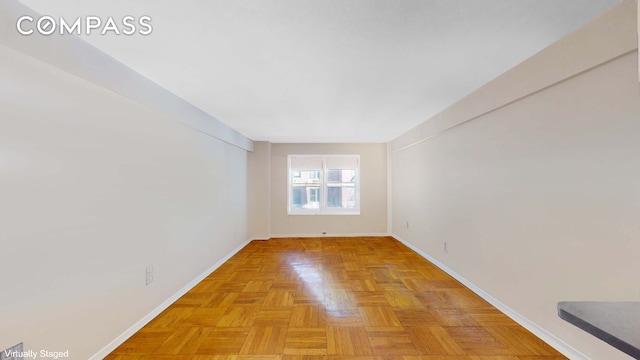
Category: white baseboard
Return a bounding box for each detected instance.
[90,239,251,360]
[269,232,390,238]
[391,234,588,360]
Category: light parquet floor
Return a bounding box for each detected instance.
[105,237,567,360]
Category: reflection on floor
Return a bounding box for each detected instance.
[106,236,567,359]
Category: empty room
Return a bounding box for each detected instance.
[1,0,639,359]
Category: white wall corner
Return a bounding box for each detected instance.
[266,141,272,237]
[386,142,393,234]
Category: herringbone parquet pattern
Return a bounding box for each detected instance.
[105,237,567,359]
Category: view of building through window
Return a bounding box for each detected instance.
[288,155,359,214]
[291,170,321,209]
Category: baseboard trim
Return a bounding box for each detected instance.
[391,234,587,360]
[90,239,251,360]
[269,232,391,238]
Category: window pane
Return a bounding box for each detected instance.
[292,187,306,208]
[327,185,356,209]
[327,169,340,182]
[292,170,321,184]
[326,169,356,209]
[327,187,341,207]
[327,169,355,184]
[292,185,320,209]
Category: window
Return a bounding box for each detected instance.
[288,155,360,215]
[309,188,319,202]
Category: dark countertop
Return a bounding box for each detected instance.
[558,301,640,359]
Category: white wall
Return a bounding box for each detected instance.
[390,2,639,359]
[269,143,387,237]
[0,43,249,359]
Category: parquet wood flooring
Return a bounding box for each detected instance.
[105,237,566,360]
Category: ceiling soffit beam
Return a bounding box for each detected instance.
[0,0,253,152]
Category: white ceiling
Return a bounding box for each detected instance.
[19,0,620,143]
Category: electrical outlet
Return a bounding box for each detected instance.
[1,343,23,360]
[406,221,409,228]
[145,265,154,285]
[444,242,448,253]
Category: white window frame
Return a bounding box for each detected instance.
[287,155,360,215]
